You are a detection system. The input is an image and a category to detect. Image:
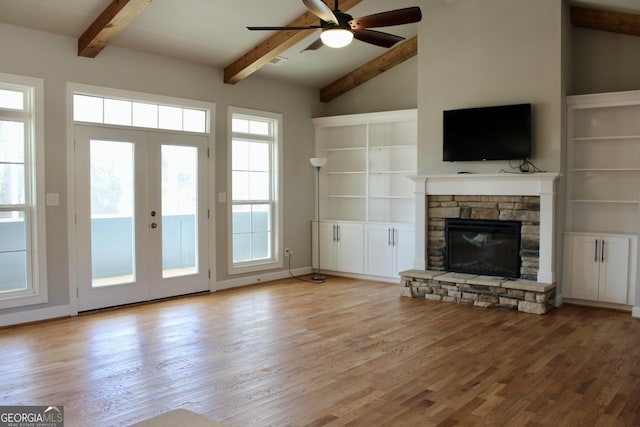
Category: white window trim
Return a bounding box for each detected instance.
[0,72,48,310]
[227,106,283,275]
[66,82,216,314]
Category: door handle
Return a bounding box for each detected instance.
[336,225,340,242]
[594,239,598,262]
[388,228,392,246]
[601,239,605,263]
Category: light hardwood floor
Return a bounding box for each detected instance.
[1,276,640,426]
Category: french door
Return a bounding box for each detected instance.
[74,126,209,311]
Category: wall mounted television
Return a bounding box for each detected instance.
[443,103,532,161]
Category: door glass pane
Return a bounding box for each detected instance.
[161,144,198,278]
[0,211,27,293]
[0,120,26,205]
[90,140,135,287]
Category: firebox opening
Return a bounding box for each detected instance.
[445,218,521,279]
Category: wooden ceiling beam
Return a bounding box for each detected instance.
[571,6,640,37]
[78,0,152,58]
[224,0,363,85]
[319,35,417,103]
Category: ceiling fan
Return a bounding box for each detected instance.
[247,0,422,50]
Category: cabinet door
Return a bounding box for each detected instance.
[312,221,338,271]
[566,235,600,300]
[336,222,364,274]
[394,225,415,274]
[364,224,395,277]
[599,236,630,304]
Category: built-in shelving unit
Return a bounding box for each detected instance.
[564,91,640,307]
[311,109,417,280]
[313,109,417,224]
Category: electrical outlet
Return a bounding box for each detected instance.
[284,248,292,256]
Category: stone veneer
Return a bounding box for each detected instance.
[400,269,556,314]
[427,195,541,280]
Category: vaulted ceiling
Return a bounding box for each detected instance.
[0,0,639,102]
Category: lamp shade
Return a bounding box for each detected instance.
[320,28,354,48]
[309,157,327,168]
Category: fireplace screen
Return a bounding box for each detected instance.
[445,218,521,278]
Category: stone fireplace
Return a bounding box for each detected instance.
[430,195,540,280]
[400,173,560,314]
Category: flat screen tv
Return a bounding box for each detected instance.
[443,103,531,161]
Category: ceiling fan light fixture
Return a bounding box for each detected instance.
[320,28,354,48]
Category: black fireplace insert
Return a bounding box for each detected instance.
[445,218,521,278]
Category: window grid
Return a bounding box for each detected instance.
[73,94,207,133]
[0,80,41,303]
[230,111,279,269]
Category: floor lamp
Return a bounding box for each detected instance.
[310,157,327,281]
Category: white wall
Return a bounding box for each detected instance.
[323,56,418,116]
[418,0,563,175]
[0,22,323,317]
[571,27,640,95]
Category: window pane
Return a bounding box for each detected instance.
[249,171,270,200]
[159,105,182,131]
[251,205,270,232]
[249,142,269,172]
[74,94,103,123]
[132,102,158,128]
[232,205,251,233]
[90,140,135,287]
[0,89,24,110]
[249,120,270,136]
[232,171,249,201]
[161,145,198,278]
[232,233,251,263]
[251,231,270,260]
[183,108,206,133]
[0,120,25,163]
[104,98,132,126]
[0,164,25,205]
[232,140,249,171]
[232,118,249,133]
[0,211,27,293]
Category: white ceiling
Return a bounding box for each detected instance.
[0,0,638,89]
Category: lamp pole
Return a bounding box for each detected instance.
[309,158,327,281]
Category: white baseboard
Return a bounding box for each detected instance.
[633,306,640,318]
[0,305,71,327]
[214,267,314,291]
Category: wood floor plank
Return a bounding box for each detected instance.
[1,276,640,426]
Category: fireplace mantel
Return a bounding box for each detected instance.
[411,173,561,283]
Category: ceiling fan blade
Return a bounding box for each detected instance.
[302,37,325,52]
[349,7,422,30]
[353,29,405,48]
[302,0,339,25]
[247,26,319,31]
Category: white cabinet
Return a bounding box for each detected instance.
[564,91,640,308]
[364,224,414,278]
[312,221,363,274]
[311,110,417,279]
[563,233,636,305]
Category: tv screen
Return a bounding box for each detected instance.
[443,103,531,161]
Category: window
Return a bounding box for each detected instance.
[229,107,282,273]
[0,73,47,309]
[73,94,207,133]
